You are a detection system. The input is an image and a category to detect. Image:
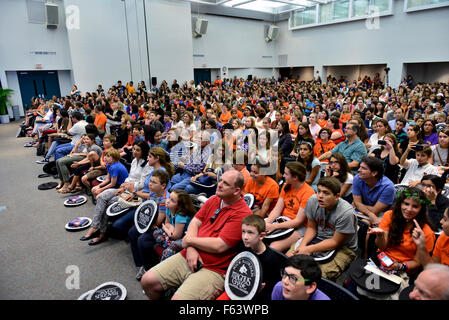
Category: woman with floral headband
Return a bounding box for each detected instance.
[358,186,436,300]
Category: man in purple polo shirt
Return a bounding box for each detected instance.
[271,255,330,300]
[352,156,395,226]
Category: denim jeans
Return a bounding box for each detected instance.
[54,143,74,160]
[167,171,194,192]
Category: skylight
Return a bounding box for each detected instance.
[222,0,322,14]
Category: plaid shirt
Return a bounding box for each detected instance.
[184,144,213,176]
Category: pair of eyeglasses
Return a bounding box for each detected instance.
[210,208,221,224]
[280,269,310,285]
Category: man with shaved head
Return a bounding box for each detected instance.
[409,264,449,300]
[141,168,252,300]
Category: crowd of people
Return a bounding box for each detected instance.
[18,74,449,300]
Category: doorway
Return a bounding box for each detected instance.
[194,69,211,85]
[17,70,61,109]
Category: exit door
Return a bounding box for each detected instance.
[194,69,211,86]
[17,71,61,109]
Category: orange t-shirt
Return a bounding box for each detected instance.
[289,122,299,136]
[331,128,345,145]
[340,113,351,123]
[318,120,328,128]
[283,114,291,121]
[94,112,108,132]
[379,210,435,263]
[219,111,232,125]
[237,110,244,119]
[279,183,315,220]
[239,167,251,189]
[433,233,449,266]
[313,139,336,161]
[195,104,206,115]
[243,176,279,211]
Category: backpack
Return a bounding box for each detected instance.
[36,143,46,156]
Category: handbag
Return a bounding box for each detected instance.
[53,135,72,144]
[117,191,142,209]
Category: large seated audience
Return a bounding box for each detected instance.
[19,74,449,300]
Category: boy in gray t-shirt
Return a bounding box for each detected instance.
[288,177,358,280]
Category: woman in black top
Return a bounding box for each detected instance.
[370,133,401,184]
[290,122,314,160]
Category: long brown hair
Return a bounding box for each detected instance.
[171,189,196,218]
[329,152,350,184]
[387,187,429,247]
[149,147,175,178]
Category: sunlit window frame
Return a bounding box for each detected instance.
[289,0,393,30]
[404,0,449,12]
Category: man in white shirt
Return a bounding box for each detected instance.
[54,111,87,160]
[400,144,439,186]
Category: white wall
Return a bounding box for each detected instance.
[406,63,449,84]
[277,0,449,87]
[192,14,277,70]
[0,0,73,113]
[5,72,24,116]
[146,0,193,87]
[226,68,276,80]
[64,0,132,93]
[58,70,73,97]
[291,67,315,81]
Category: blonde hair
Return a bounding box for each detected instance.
[103,148,121,161]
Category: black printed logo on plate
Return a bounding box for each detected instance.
[134,200,157,233]
[243,193,254,209]
[88,282,127,300]
[225,251,262,300]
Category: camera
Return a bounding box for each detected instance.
[378,140,387,146]
[414,144,426,151]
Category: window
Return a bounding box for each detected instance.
[291,5,317,27]
[352,0,390,17]
[290,0,392,29]
[334,0,350,19]
[352,0,369,16]
[406,0,449,9]
[320,0,349,23]
[320,3,333,23]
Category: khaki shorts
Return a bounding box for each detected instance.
[320,246,356,281]
[85,168,106,180]
[151,253,225,300]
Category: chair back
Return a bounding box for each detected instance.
[317,278,359,301]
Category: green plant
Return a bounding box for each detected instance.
[0,88,14,115]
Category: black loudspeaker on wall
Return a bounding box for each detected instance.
[151,77,157,86]
[247,75,253,81]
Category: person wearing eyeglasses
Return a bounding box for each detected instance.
[141,168,252,300]
[318,123,367,174]
[271,254,330,300]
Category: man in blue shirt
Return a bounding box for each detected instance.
[318,123,368,173]
[271,255,330,300]
[352,156,395,226]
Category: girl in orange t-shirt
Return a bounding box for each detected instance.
[340,105,352,123]
[264,162,315,252]
[318,110,329,128]
[367,186,435,275]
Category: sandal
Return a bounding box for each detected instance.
[58,187,73,194]
[55,184,64,190]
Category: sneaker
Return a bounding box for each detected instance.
[136,266,146,281]
[36,158,49,164]
[24,142,34,147]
